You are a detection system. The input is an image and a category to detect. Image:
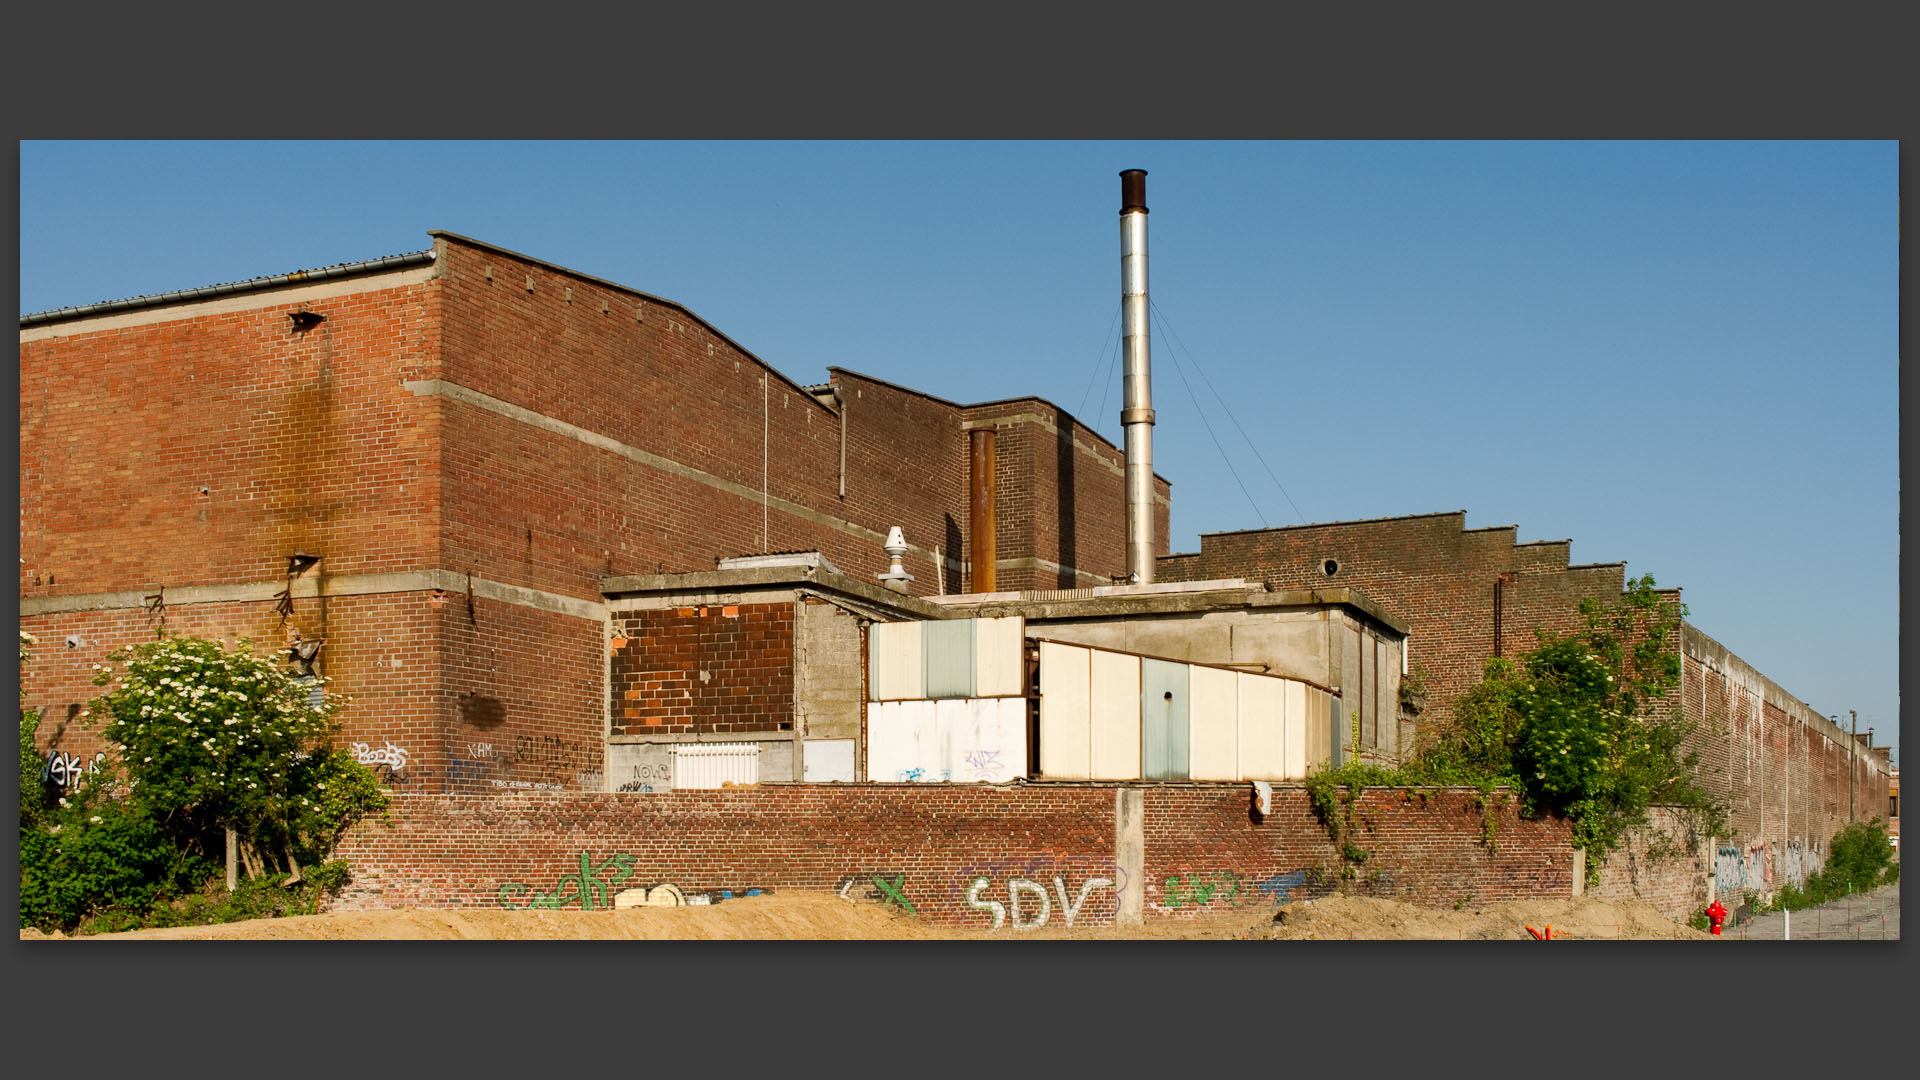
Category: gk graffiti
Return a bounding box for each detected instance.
[498,850,636,910]
[42,749,106,790]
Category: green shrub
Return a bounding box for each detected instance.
[19,632,386,933]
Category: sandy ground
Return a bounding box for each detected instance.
[20,889,1722,941]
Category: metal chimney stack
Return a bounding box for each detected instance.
[1119,169,1155,584]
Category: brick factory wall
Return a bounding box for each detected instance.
[1587,807,1713,921]
[1683,624,1889,895]
[19,272,443,600]
[962,399,1169,591]
[1157,512,1618,733]
[330,784,1579,928]
[607,601,795,736]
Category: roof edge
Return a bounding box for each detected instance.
[21,250,435,328]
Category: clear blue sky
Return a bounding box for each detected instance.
[18,141,1899,763]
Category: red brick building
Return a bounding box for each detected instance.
[1158,511,1892,896]
[19,232,1167,796]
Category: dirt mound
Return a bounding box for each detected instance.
[27,893,957,941]
[1264,894,1715,940]
[22,891,1710,941]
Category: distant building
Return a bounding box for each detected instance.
[1160,512,1891,896]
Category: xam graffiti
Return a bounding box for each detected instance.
[1160,872,1244,909]
[468,742,494,759]
[350,740,409,771]
[964,875,1114,930]
[41,749,106,790]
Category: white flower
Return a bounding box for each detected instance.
[89,815,102,824]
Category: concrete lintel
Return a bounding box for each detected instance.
[19,569,604,622]
[602,565,951,621]
[933,585,1409,639]
[608,731,794,745]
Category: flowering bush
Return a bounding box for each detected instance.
[18,633,387,932]
[88,634,385,860]
[1409,575,1725,882]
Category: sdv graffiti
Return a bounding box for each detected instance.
[965,875,1114,929]
[42,749,106,790]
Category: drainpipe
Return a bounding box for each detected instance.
[969,428,996,593]
[1119,169,1155,584]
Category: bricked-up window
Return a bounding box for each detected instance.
[608,604,796,736]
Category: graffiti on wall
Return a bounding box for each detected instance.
[618,761,671,792]
[964,875,1115,930]
[489,778,567,791]
[837,873,917,914]
[496,850,767,910]
[468,742,494,759]
[1779,839,1822,890]
[1161,872,1244,910]
[42,749,106,790]
[1714,845,1747,897]
[351,740,409,771]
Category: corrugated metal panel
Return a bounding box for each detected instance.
[1238,672,1286,781]
[1039,641,1092,778]
[922,618,976,699]
[1304,689,1331,774]
[669,743,760,789]
[1188,665,1238,781]
[1141,658,1189,780]
[868,621,923,700]
[1283,681,1308,779]
[802,739,856,782]
[1090,649,1141,779]
[973,616,1026,697]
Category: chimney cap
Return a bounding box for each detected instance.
[1120,169,1148,214]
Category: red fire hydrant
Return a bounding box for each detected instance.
[1707,900,1727,936]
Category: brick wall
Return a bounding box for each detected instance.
[1157,512,1618,733]
[1587,807,1712,920]
[19,234,1145,786]
[608,602,795,736]
[330,783,1580,927]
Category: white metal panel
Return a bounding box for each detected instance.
[1284,681,1308,780]
[867,699,928,781]
[1237,672,1286,781]
[801,738,856,782]
[973,616,1026,697]
[1188,664,1239,781]
[868,621,924,701]
[1038,641,1092,779]
[945,697,1025,782]
[669,743,760,789]
[1089,649,1141,780]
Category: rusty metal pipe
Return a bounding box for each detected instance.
[970,427,996,593]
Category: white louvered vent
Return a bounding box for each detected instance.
[669,744,761,789]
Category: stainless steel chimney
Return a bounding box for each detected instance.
[1119,169,1155,584]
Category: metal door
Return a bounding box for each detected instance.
[1141,658,1189,780]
